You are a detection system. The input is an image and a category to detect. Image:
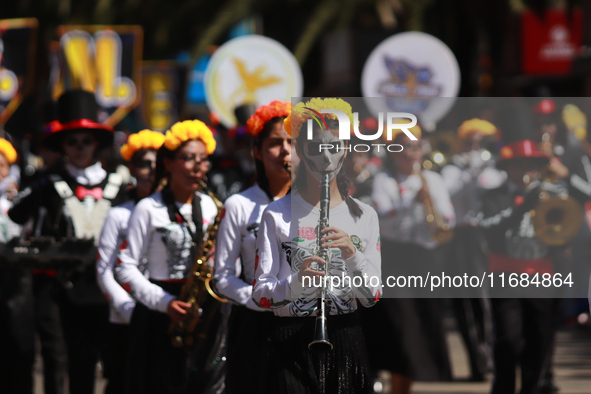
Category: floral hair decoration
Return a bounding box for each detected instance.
[457,118,497,141]
[0,138,17,164]
[120,129,166,161]
[163,120,217,154]
[284,98,356,139]
[246,101,291,137]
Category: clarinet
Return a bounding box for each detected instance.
[308,172,333,351]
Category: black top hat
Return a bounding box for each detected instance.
[43,90,114,152]
[495,101,549,168]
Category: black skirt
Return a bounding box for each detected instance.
[125,281,189,394]
[360,240,452,381]
[268,312,372,394]
[226,305,274,393]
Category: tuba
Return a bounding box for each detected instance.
[414,163,454,244]
[169,181,228,352]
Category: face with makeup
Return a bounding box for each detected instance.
[296,126,347,182]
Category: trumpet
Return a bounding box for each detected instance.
[414,163,454,244]
[309,172,333,351]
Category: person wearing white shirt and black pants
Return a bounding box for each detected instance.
[252,99,382,394]
[117,121,218,394]
[96,130,163,394]
[214,101,292,393]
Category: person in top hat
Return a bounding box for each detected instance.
[9,89,127,394]
[479,104,570,394]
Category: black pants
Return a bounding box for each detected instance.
[103,323,130,394]
[60,293,109,394]
[33,273,68,394]
[226,306,273,394]
[0,266,35,394]
[125,281,188,394]
[491,298,557,394]
[268,313,372,394]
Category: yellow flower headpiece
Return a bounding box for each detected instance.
[562,104,587,141]
[120,129,166,162]
[457,118,497,141]
[284,98,356,139]
[0,138,17,164]
[246,101,291,137]
[163,120,217,155]
[381,118,422,141]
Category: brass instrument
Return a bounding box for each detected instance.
[414,163,454,244]
[527,166,582,247]
[309,172,333,351]
[170,181,228,352]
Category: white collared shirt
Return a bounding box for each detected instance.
[66,161,107,185]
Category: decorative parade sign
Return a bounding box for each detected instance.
[134,61,187,133]
[204,35,303,128]
[53,25,143,127]
[521,8,583,75]
[361,32,460,129]
[0,18,38,126]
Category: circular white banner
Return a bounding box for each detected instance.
[361,32,460,129]
[205,35,303,128]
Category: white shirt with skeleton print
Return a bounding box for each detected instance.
[116,190,217,313]
[252,190,382,317]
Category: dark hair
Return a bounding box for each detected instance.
[296,118,363,219]
[253,116,286,201]
[152,140,191,193]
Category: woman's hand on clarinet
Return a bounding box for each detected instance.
[167,299,191,323]
[299,256,326,285]
[320,227,357,260]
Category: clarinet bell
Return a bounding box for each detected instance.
[308,315,333,351]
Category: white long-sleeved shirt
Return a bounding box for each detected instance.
[372,169,455,249]
[252,191,382,317]
[97,200,146,324]
[214,185,271,311]
[116,191,217,313]
[440,151,506,227]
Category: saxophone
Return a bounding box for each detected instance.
[169,181,228,352]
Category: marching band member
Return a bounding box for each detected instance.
[479,106,567,394]
[96,130,164,394]
[252,98,382,394]
[439,119,501,381]
[9,90,127,394]
[116,120,218,394]
[365,122,454,394]
[213,101,291,394]
[0,139,32,394]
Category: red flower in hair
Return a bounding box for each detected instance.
[246,101,291,137]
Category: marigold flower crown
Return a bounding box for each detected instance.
[284,98,355,139]
[0,138,17,164]
[246,101,291,137]
[120,129,166,161]
[163,120,217,154]
[457,118,497,141]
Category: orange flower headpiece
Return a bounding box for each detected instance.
[163,120,217,155]
[120,130,166,161]
[246,101,291,137]
[457,118,497,141]
[284,98,356,139]
[0,138,17,164]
